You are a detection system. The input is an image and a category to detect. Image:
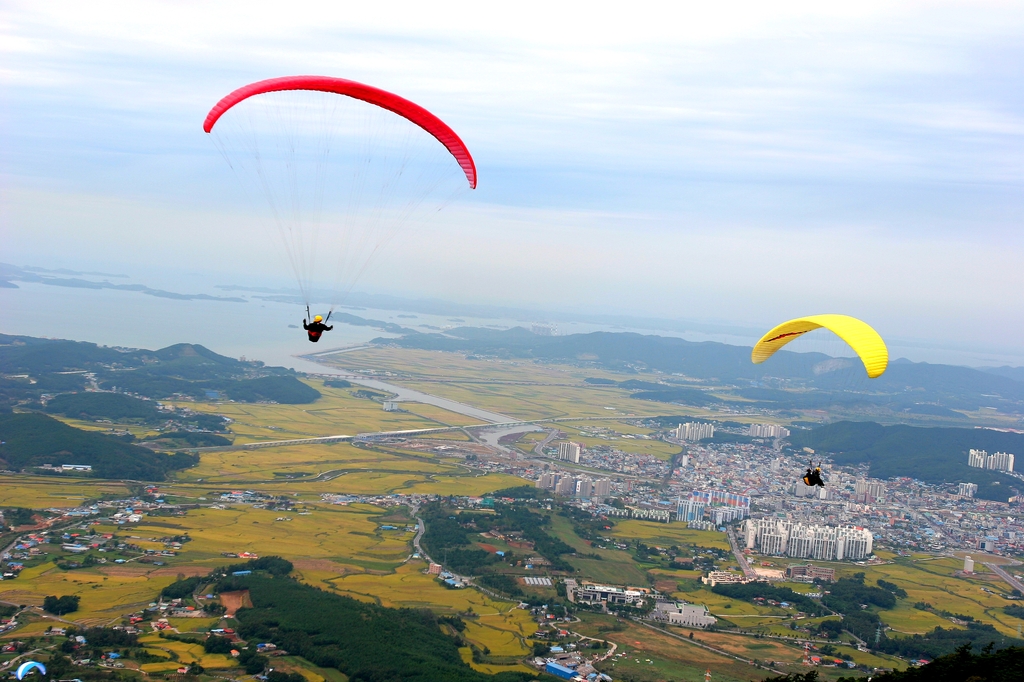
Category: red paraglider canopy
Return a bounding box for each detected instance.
[203,75,477,189]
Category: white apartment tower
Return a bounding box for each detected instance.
[554,477,576,496]
[741,518,873,561]
[676,422,715,441]
[749,423,791,439]
[989,452,1015,472]
[558,441,582,463]
[958,482,978,498]
[968,449,1015,473]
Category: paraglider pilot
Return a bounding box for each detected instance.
[303,315,333,343]
[803,462,825,488]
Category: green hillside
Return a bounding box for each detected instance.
[0,335,320,406]
[45,392,160,420]
[0,412,197,480]
[222,574,532,682]
[787,421,1024,500]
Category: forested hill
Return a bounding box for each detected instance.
[222,574,531,682]
[0,413,197,480]
[788,421,1024,501]
[374,327,1024,415]
[0,334,320,409]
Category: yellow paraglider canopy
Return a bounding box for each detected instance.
[751,314,888,378]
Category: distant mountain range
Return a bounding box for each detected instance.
[373,327,1024,420]
[0,262,246,302]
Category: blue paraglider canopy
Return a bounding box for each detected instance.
[16,661,47,680]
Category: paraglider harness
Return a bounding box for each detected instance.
[303,306,333,343]
[802,461,825,488]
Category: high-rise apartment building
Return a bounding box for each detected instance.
[537,472,559,489]
[958,482,978,498]
[854,478,885,503]
[742,518,873,561]
[574,477,592,498]
[749,423,791,439]
[676,498,705,523]
[968,449,1015,472]
[558,441,582,463]
[989,451,1015,472]
[675,422,715,441]
[554,477,576,496]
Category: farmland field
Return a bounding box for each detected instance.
[0,476,131,507]
[610,519,732,551]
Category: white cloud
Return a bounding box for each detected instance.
[2,0,1024,360]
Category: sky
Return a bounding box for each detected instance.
[2,1,1023,363]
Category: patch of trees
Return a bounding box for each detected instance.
[0,412,198,479]
[267,672,305,682]
[711,583,827,617]
[204,635,234,654]
[421,501,577,574]
[819,574,895,642]
[237,646,269,674]
[419,505,497,575]
[489,485,541,499]
[223,376,320,404]
[488,505,574,571]
[352,389,390,401]
[864,644,1024,682]
[0,506,35,528]
[160,576,202,600]
[213,556,295,591]
[877,579,908,598]
[72,627,139,647]
[876,623,1024,660]
[43,594,81,615]
[323,379,352,388]
[229,574,533,682]
[45,392,159,421]
[236,555,294,575]
[561,505,613,543]
[477,573,523,597]
[816,618,844,639]
[1004,604,1024,619]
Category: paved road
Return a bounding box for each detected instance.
[985,562,1024,593]
[413,516,430,563]
[533,428,560,457]
[727,527,756,579]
